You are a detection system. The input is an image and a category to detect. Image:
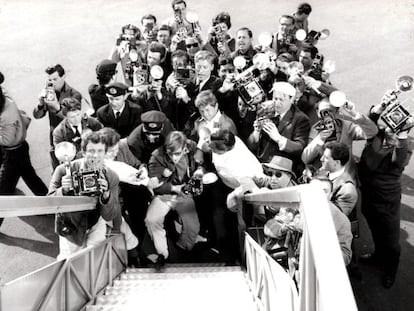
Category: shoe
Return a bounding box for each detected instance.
[154,255,166,271]
[359,253,379,265]
[382,273,396,289]
[127,249,141,268]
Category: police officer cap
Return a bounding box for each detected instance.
[141,111,167,133]
[271,82,296,97]
[96,59,117,75]
[105,82,128,96]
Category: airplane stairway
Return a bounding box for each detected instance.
[86,264,258,311]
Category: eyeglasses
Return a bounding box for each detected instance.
[264,170,283,178]
[186,43,199,48]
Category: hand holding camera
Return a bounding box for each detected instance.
[39,83,60,111]
[262,121,282,143]
[339,100,358,118]
[175,86,190,103]
[61,173,74,195]
[220,74,235,93]
[319,129,335,142]
[172,184,185,194]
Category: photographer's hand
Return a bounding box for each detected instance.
[98,177,110,202]
[319,129,334,142]
[262,122,282,143]
[118,40,129,58]
[61,174,73,195]
[340,100,359,119]
[175,86,190,103]
[171,184,184,194]
[150,80,163,99]
[379,89,398,109]
[219,76,235,93]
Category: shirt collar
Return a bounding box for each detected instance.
[112,103,125,116]
[329,166,345,181]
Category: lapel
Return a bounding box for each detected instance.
[200,77,213,92]
[120,102,130,123]
[278,106,294,133]
[64,119,75,138]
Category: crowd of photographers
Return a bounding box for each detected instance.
[0,0,413,289]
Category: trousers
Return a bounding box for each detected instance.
[145,194,200,258]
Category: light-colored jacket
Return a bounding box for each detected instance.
[0,94,26,148]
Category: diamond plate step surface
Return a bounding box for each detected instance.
[90,265,257,311]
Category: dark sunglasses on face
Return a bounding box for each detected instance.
[265,170,283,178]
[186,43,199,48]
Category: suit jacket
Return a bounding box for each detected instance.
[248,104,310,176]
[173,75,222,131]
[331,171,358,216]
[97,100,142,138]
[53,116,103,153]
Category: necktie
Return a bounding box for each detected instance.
[74,125,81,137]
[115,111,121,120]
[273,115,280,127]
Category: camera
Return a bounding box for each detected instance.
[315,109,337,141]
[381,102,414,133]
[72,169,101,196]
[45,82,56,102]
[255,116,271,130]
[175,67,194,85]
[125,63,149,87]
[234,69,265,107]
[182,174,203,196]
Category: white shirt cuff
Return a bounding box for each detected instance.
[278,136,288,150]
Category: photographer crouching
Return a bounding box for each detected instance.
[49,131,122,259]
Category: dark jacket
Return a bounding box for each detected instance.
[88,84,108,114]
[96,100,142,138]
[358,111,412,203]
[248,104,310,176]
[127,119,175,164]
[52,116,103,154]
[33,82,82,145]
[148,140,202,195]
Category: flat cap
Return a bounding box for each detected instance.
[105,82,128,96]
[96,59,117,75]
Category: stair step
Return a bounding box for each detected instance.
[88,299,257,311]
[121,270,245,280]
[126,265,242,274]
[114,274,247,286]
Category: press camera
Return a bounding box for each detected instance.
[380,75,414,133]
[45,82,56,102]
[54,142,102,197]
[233,56,266,107]
[175,67,194,85]
[315,109,337,141]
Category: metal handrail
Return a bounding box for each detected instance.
[244,184,358,311]
[0,234,127,311]
[245,233,299,311]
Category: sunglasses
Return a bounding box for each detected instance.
[186,43,199,48]
[264,169,283,178]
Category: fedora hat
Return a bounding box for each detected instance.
[262,155,295,178]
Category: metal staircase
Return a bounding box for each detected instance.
[86,265,257,311]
